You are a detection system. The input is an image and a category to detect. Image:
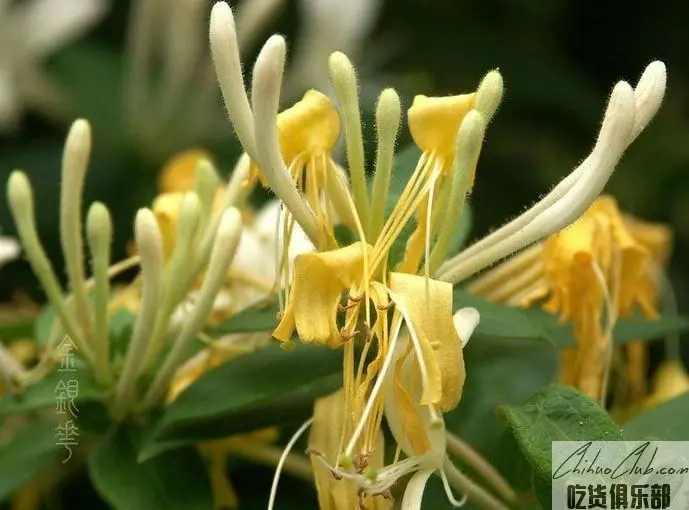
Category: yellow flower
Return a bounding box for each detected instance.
[306,308,480,508]
[469,195,671,402]
[208,11,667,506]
[158,148,215,193]
[308,390,392,510]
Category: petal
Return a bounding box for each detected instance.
[400,469,434,510]
[388,272,464,411]
[274,242,370,345]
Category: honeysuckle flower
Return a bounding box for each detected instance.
[468,195,671,402]
[0,234,21,267]
[209,9,667,506]
[306,308,481,509]
[0,0,108,132]
[307,389,391,510]
[142,149,314,326]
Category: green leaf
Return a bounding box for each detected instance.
[0,422,61,502]
[523,307,689,348]
[499,385,623,490]
[143,342,342,454]
[624,393,689,441]
[0,369,108,417]
[89,426,213,510]
[209,301,278,335]
[445,337,556,463]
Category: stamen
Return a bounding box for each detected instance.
[440,468,468,507]
[466,244,541,296]
[482,259,544,304]
[344,317,403,458]
[388,289,434,405]
[268,417,314,510]
[592,252,620,407]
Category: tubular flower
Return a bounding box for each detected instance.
[469,195,671,402]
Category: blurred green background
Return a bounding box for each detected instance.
[1,0,687,355]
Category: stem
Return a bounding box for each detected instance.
[445,432,518,505]
[443,458,510,510]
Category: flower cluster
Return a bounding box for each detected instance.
[206,1,668,508]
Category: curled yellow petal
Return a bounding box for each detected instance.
[273,242,371,346]
[388,272,464,410]
[278,90,340,165]
[408,93,476,158]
